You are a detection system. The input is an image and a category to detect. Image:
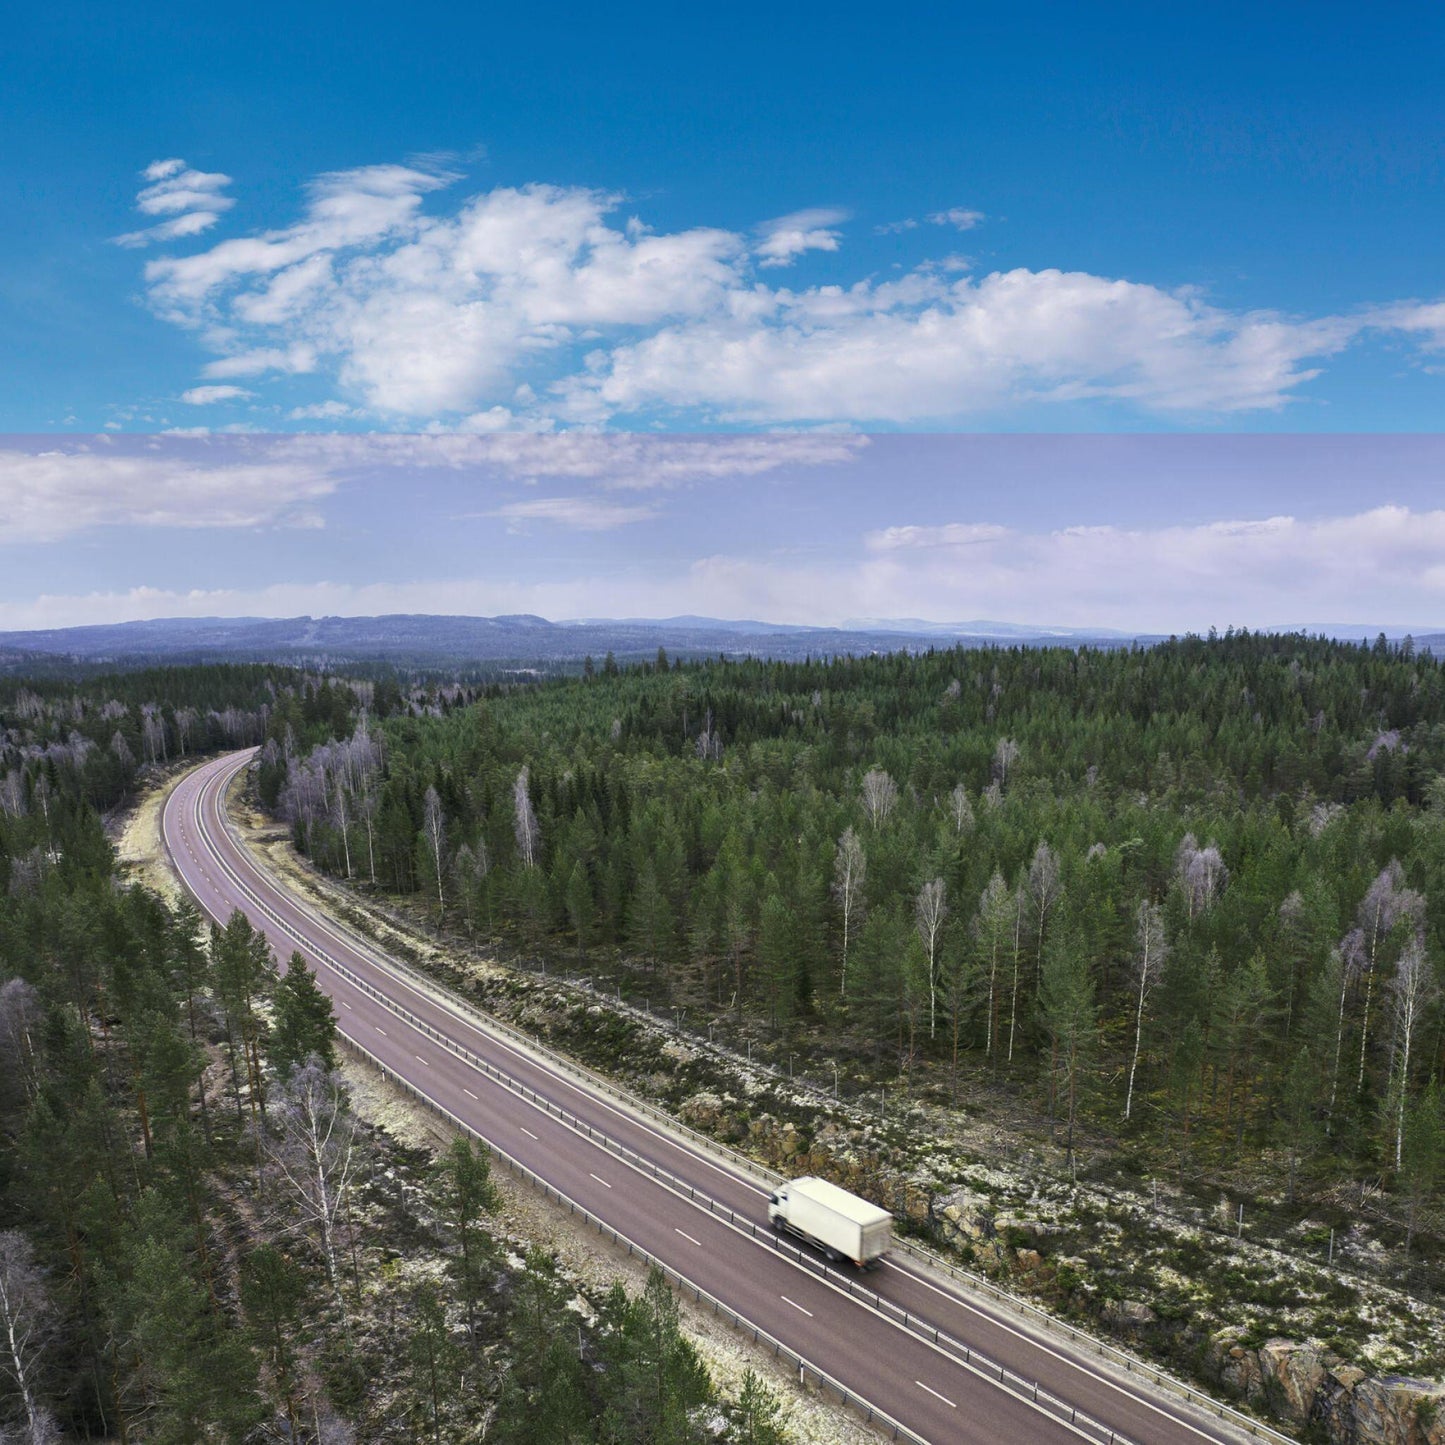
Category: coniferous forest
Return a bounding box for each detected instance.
[0,666,782,1442]
[274,633,1445,1250]
[5,636,1445,1438]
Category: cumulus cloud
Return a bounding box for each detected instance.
[0,444,338,543]
[126,157,1445,426]
[180,384,253,405]
[564,268,1359,423]
[755,208,849,267]
[114,158,235,247]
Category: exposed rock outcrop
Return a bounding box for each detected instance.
[1207,1335,1445,1444]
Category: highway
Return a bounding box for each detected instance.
[163,749,1270,1445]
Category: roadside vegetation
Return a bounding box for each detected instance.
[263,632,1445,1433]
[0,669,787,1442]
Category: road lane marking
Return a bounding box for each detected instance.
[520,1126,538,1139]
[916,1381,956,1408]
[375,1027,387,1037]
[674,1228,702,1247]
[881,1259,1223,1441]
[463,1088,479,1100]
[180,754,1149,1445]
[781,1296,813,1317]
[415,1055,430,1066]
[340,1000,352,1009]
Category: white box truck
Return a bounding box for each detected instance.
[767,1176,892,1268]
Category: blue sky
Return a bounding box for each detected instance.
[3,3,1444,628]
[7,0,1445,433]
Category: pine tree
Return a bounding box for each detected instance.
[268,953,338,1079]
[433,1138,498,1354]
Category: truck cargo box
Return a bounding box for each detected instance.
[767,1176,892,1267]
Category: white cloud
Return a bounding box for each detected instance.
[288,400,360,420]
[114,159,234,248]
[267,430,868,490]
[840,506,1445,631]
[8,504,1445,635]
[180,384,253,405]
[928,207,985,231]
[125,157,1445,426]
[0,446,338,543]
[202,344,318,378]
[564,268,1359,423]
[867,522,1011,550]
[875,218,920,235]
[755,208,849,267]
[489,496,659,530]
[0,433,865,551]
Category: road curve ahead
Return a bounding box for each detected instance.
[163,750,1267,1445]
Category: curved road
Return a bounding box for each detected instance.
[164,750,1266,1445]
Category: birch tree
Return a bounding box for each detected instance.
[422,785,446,911]
[914,878,948,1039]
[1175,834,1228,918]
[1007,880,1029,1062]
[1387,939,1437,1169]
[0,1232,57,1445]
[1124,900,1168,1121]
[974,872,1012,1060]
[992,737,1019,787]
[832,827,866,995]
[860,768,897,827]
[513,765,540,868]
[268,1063,357,1318]
[1028,842,1061,987]
[948,783,974,835]
[1346,861,1423,1092]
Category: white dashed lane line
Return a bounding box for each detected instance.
[590,1173,612,1188]
[520,1126,538,1139]
[916,1382,956,1409]
[781,1296,813,1318]
[675,1228,702,1247]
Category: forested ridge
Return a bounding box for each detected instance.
[277,632,1445,1254]
[0,668,784,1442]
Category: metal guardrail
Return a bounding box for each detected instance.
[202,754,1290,1445]
[338,1030,934,1445]
[280,915,1137,1445]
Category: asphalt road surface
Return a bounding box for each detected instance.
[163,749,1268,1445]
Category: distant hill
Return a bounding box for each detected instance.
[0,612,1167,674]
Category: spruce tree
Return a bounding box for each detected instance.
[268,952,338,1079]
